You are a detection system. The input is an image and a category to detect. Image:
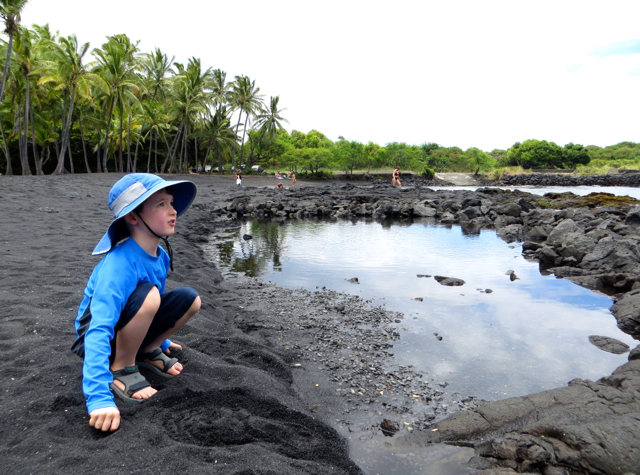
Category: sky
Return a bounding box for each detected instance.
[19,0,640,152]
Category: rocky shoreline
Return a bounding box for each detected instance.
[191,174,640,474]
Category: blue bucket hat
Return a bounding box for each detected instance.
[93,173,197,255]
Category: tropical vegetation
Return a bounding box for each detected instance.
[0,14,638,177]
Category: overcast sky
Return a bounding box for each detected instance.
[20,0,640,152]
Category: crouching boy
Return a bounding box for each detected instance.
[72,173,201,432]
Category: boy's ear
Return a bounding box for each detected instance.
[123,212,138,226]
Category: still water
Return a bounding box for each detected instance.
[208,219,635,400]
[204,197,638,474]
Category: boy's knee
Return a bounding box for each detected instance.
[142,286,161,313]
[191,295,202,313]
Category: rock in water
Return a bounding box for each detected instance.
[434,275,465,286]
[588,335,630,354]
[345,277,359,284]
[380,418,400,436]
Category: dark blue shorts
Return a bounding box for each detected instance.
[71,283,199,359]
[116,283,199,352]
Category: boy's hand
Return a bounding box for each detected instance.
[89,407,121,432]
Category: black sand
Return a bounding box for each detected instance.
[0,174,361,474]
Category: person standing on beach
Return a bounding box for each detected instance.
[71,173,201,432]
[291,172,296,187]
[236,168,242,187]
[392,166,402,188]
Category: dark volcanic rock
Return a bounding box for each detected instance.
[395,357,640,475]
[588,335,631,354]
[434,276,466,286]
[610,290,640,339]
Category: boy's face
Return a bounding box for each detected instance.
[137,189,177,237]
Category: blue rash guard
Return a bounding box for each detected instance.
[74,237,171,413]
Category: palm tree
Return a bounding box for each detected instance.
[91,34,140,172]
[11,24,42,175]
[132,48,174,168]
[248,95,288,166]
[195,106,237,173]
[229,75,263,169]
[210,68,231,108]
[39,34,107,174]
[167,57,213,172]
[0,0,28,102]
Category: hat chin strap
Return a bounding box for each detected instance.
[135,212,174,271]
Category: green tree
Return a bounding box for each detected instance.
[0,0,28,103]
[333,137,365,174]
[563,143,590,168]
[40,33,107,174]
[465,147,495,174]
[91,34,141,172]
[229,75,263,169]
[197,106,237,173]
[505,139,566,169]
[363,141,381,171]
[169,57,214,172]
[246,95,288,166]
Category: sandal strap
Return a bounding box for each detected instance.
[139,348,178,373]
[111,366,150,396]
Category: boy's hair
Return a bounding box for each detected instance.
[133,186,174,215]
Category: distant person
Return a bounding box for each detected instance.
[236,169,242,187]
[392,166,402,188]
[291,172,296,187]
[276,170,282,179]
[71,174,202,432]
[276,183,284,189]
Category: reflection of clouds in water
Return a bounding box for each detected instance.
[220,219,637,400]
[397,286,632,398]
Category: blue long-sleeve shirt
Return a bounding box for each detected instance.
[74,237,171,413]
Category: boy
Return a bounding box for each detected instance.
[72,173,201,432]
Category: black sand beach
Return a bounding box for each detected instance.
[2,172,640,474]
[0,174,363,474]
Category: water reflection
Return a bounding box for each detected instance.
[205,219,637,401]
[431,185,640,200]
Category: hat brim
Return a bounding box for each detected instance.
[92,180,197,255]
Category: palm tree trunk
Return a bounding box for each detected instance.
[0,113,12,175]
[29,97,43,175]
[204,144,212,172]
[248,129,267,168]
[161,125,181,173]
[0,28,14,101]
[79,114,91,173]
[146,129,153,173]
[127,104,132,172]
[194,136,198,172]
[239,123,248,169]
[68,129,75,174]
[154,134,158,173]
[95,130,101,172]
[20,93,32,175]
[118,100,124,172]
[134,121,144,172]
[102,98,114,172]
[232,110,242,170]
[55,86,76,175]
